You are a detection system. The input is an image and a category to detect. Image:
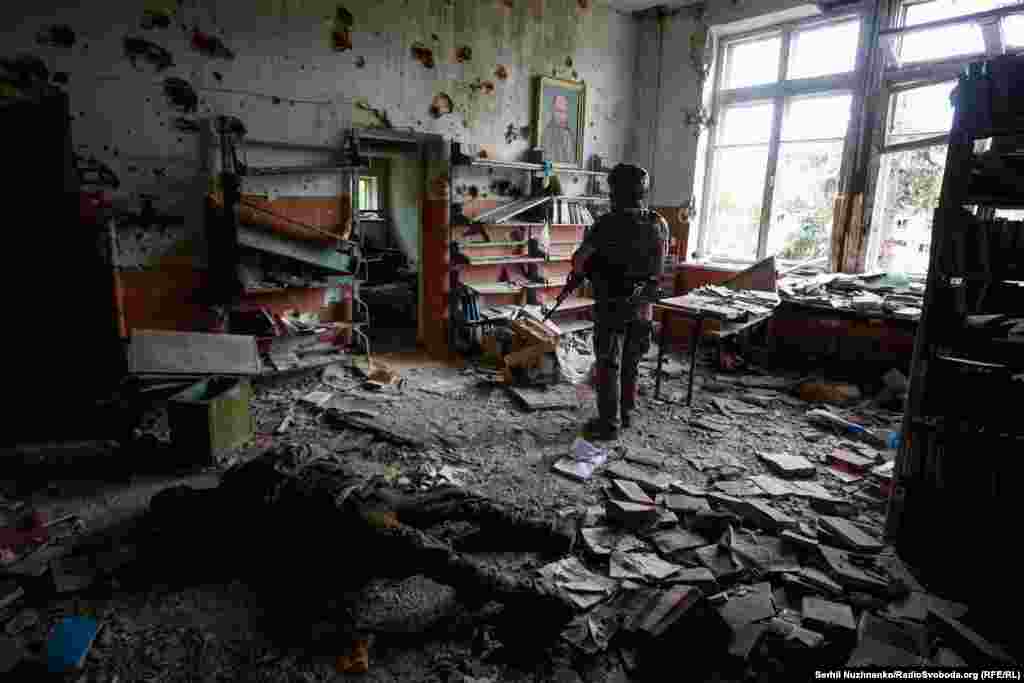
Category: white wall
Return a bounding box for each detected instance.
[0,0,639,267]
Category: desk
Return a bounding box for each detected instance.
[653,296,775,405]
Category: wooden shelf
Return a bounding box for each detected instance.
[464,276,571,296]
[244,284,333,295]
[467,256,545,266]
[245,164,368,177]
[456,240,528,248]
[526,276,569,289]
[454,156,609,179]
[465,282,525,295]
[237,225,354,274]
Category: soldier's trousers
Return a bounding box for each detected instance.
[593,306,653,428]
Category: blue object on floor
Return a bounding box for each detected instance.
[46,616,99,673]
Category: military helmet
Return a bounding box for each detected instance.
[608,164,650,207]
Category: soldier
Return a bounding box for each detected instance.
[571,164,669,440]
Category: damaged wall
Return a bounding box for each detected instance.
[1,1,639,334]
[631,1,820,209]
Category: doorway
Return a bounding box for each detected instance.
[357,133,426,354]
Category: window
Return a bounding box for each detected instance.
[698,16,861,265]
[890,0,1024,65]
[867,81,954,273]
[1005,13,1024,46]
[865,0,1024,275]
[358,176,380,215]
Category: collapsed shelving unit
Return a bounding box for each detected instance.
[447,144,610,353]
[212,121,373,369]
[887,54,1024,619]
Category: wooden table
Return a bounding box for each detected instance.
[653,296,776,405]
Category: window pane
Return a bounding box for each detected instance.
[725,36,781,90]
[870,145,948,274]
[788,20,861,80]
[904,0,1020,27]
[898,1,1018,62]
[1004,13,1024,47]
[889,81,956,139]
[899,24,984,64]
[705,146,770,262]
[767,141,843,261]
[719,102,774,146]
[782,94,852,141]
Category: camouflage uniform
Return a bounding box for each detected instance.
[574,208,669,433]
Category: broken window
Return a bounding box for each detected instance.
[697,15,860,266]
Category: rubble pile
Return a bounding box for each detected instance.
[542,436,1016,677]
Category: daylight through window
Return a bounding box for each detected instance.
[698,16,861,265]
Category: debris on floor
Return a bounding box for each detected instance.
[553,438,609,482]
[1,356,1014,681]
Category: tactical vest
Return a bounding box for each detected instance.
[588,209,666,299]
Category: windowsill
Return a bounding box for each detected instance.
[679,260,747,274]
[685,257,832,273]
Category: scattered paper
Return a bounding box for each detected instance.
[609,551,682,582]
[554,438,610,481]
[301,391,334,408]
[538,557,618,609]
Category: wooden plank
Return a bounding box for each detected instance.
[129,330,261,375]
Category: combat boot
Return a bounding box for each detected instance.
[584,418,619,441]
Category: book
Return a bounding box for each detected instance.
[46,617,100,673]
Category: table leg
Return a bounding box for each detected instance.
[687,314,702,406]
[655,311,668,401]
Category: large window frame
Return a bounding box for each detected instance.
[695,12,864,266]
[863,0,1024,275]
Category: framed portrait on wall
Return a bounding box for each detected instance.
[533,76,586,169]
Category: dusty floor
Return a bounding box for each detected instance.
[1,347,908,681]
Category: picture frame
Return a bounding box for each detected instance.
[533,76,587,169]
